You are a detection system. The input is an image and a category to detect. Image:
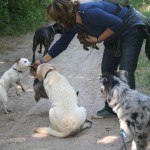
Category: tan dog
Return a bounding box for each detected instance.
[34,63,92,138]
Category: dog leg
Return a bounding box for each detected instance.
[4,106,12,114]
[3,102,9,114]
[18,80,25,92]
[43,43,49,56]
[2,92,11,114]
[38,43,42,54]
[81,119,92,130]
[131,134,147,150]
[83,45,89,51]
[32,54,35,64]
[11,83,20,95]
[32,39,38,63]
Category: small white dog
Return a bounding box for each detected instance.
[34,63,92,138]
[0,58,31,114]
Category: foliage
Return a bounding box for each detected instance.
[130,0,150,94]
[0,0,52,36]
[136,49,150,94]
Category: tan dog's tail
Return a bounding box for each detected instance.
[34,127,74,138]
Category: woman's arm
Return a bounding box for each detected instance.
[84,7,123,43]
[86,28,115,43]
[34,27,76,65]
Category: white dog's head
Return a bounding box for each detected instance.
[14,58,31,71]
[36,63,56,81]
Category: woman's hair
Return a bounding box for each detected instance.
[47,0,80,29]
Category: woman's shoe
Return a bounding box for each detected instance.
[92,107,117,119]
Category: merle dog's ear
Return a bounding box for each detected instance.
[115,70,128,77]
[115,70,128,83]
[100,76,109,84]
[100,72,111,83]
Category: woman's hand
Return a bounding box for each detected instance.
[85,35,100,44]
[32,60,41,67]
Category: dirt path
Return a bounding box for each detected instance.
[0,32,149,150]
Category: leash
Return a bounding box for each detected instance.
[119,128,128,150]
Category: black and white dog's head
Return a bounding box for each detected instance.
[33,78,48,102]
[100,70,130,99]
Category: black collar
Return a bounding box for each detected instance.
[49,25,55,34]
[44,69,55,79]
[13,67,24,73]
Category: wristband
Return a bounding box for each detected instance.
[97,37,102,43]
[39,58,46,64]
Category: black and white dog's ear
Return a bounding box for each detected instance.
[119,70,128,77]
[100,76,109,84]
[115,70,128,83]
[100,72,111,84]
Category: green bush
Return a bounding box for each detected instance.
[0,0,51,36]
[130,0,150,93]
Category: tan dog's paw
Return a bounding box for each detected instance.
[33,127,42,133]
[33,127,49,135]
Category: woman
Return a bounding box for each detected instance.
[34,0,148,118]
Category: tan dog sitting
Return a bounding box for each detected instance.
[34,63,92,138]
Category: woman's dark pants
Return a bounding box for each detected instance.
[101,26,145,112]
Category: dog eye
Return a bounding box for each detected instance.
[24,61,27,63]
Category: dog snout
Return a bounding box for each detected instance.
[27,62,32,67]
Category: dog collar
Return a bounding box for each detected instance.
[44,69,55,79]
[13,67,24,73]
[50,25,55,34]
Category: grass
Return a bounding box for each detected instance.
[133,2,150,94]
[136,49,150,94]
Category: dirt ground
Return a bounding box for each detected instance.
[0,32,150,150]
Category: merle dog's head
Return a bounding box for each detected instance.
[100,70,129,94]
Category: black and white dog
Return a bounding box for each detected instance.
[32,23,62,63]
[100,70,150,150]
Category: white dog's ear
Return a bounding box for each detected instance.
[15,58,21,63]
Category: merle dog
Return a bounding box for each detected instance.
[32,23,62,63]
[100,70,150,150]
